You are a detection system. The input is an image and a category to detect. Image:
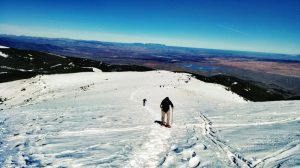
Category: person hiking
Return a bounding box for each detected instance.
[160,97,174,128]
[143,98,147,106]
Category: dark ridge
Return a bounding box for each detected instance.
[0,38,65,52]
[287,96,300,100]
[175,71,291,102]
[0,47,153,83]
[256,58,300,63]
[0,72,38,83]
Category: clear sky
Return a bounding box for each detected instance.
[0,0,300,54]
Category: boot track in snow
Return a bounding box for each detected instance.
[199,111,253,168]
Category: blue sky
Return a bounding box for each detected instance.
[0,0,300,54]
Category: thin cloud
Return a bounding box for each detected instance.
[218,25,249,36]
[0,23,215,48]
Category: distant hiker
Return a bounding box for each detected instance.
[143,98,147,106]
[160,97,174,128]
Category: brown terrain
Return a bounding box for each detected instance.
[210,58,300,78]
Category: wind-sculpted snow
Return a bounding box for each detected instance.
[0,70,299,167]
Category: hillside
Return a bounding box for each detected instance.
[0,71,299,167]
[0,45,152,83]
[0,46,297,101]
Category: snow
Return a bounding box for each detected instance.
[0,70,299,167]
[245,88,251,91]
[182,149,194,160]
[0,51,8,58]
[82,67,103,72]
[50,64,62,68]
[0,66,32,72]
[92,67,102,72]
[189,156,200,167]
[47,52,66,58]
[232,82,238,85]
[0,45,9,49]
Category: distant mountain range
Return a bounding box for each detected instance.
[0,34,299,63]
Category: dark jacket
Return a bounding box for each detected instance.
[160,97,174,112]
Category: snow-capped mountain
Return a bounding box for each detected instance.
[0,69,299,167]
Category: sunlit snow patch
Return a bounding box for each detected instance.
[0,45,9,49]
[0,51,8,58]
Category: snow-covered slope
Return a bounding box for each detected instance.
[0,71,299,167]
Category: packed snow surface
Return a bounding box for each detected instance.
[0,70,299,167]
